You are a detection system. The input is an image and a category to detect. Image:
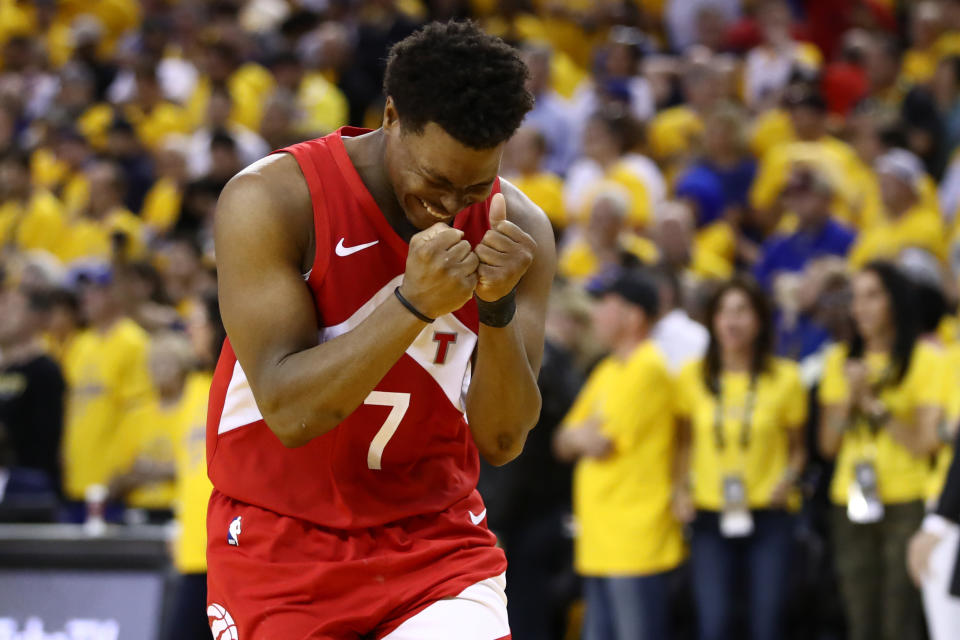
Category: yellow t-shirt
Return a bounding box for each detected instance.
[0,190,65,254]
[115,398,178,511]
[124,102,192,151]
[749,109,794,160]
[750,136,862,224]
[141,177,182,234]
[558,234,658,281]
[77,103,114,151]
[901,48,938,87]
[56,207,146,263]
[188,64,276,132]
[296,72,349,136]
[173,373,213,573]
[675,358,807,510]
[563,341,685,575]
[648,106,703,163]
[819,342,945,505]
[62,318,152,500]
[847,204,946,268]
[512,171,566,229]
[927,343,960,502]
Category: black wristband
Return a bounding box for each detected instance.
[394,287,434,323]
[476,288,517,328]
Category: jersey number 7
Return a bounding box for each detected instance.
[363,391,410,470]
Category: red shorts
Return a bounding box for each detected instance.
[206,488,508,639]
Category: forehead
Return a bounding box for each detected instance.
[402,122,502,186]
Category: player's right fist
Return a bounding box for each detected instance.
[399,223,479,319]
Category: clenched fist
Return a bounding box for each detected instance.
[474,193,537,302]
[399,223,479,319]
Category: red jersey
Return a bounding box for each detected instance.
[206,127,498,530]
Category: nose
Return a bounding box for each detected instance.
[440,193,466,216]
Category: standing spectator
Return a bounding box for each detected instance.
[672,276,807,640]
[649,264,709,374]
[0,150,65,255]
[753,167,856,292]
[0,285,65,494]
[554,269,684,640]
[503,126,566,232]
[60,264,152,505]
[187,84,269,181]
[520,44,577,177]
[819,261,944,640]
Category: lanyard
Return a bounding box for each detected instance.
[713,376,758,451]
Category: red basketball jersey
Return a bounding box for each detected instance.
[206,127,498,529]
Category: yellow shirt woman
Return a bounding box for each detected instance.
[819,341,946,505]
[676,358,807,510]
[173,372,213,574]
[562,342,685,575]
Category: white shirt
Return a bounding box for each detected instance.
[652,308,709,374]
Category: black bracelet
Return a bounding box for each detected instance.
[394,287,434,323]
[476,288,517,328]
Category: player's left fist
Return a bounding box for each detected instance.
[474,192,537,302]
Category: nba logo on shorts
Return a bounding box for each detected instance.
[208,603,239,640]
[228,516,242,546]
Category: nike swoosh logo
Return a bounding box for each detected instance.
[469,509,487,525]
[335,238,379,257]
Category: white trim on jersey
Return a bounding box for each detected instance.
[380,573,509,640]
[218,275,478,434]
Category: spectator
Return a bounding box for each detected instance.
[161,293,222,640]
[554,268,683,640]
[267,49,348,137]
[0,150,65,255]
[57,160,145,264]
[558,187,657,282]
[519,44,578,176]
[649,264,709,374]
[901,1,945,87]
[819,261,943,640]
[187,84,269,181]
[502,126,566,232]
[932,56,960,161]
[0,285,65,495]
[690,103,757,219]
[743,0,822,111]
[61,263,152,506]
[40,287,80,365]
[754,166,856,291]
[122,63,191,151]
[141,138,189,236]
[104,118,155,215]
[848,149,946,268]
[672,276,807,640]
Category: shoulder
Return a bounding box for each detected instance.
[768,357,802,385]
[215,153,313,259]
[114,318,150,347]
[822,342,849,370]
[677,358,704,386]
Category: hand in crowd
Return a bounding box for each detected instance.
[670,485,695,524]
[907,529,942,587]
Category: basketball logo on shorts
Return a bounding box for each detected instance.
[228,515,242,546]
[208,603,239,640]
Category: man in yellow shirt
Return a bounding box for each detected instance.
[0,151,65,254]
[848,149,947,268]
[61,264,152,504]
[554,269,684,640]
[56,161,145,263]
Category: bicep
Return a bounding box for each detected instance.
[214,171,319,398]
[507,184,557,375]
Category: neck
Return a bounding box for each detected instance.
[345,129,416,241]
[864,328,894,353]
[613,331,646,360]
[94,312,121,334]
[0,337,41,366]
[721,345,753,372]
[158,382,186,407]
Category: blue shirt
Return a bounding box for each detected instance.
[754,219,857,291]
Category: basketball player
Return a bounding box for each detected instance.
[205,21,556,640]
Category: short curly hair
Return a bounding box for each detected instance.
[384,21,534,149]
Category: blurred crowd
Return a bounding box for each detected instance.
[1,0,960,638]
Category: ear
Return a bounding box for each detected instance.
[383,97,399,132]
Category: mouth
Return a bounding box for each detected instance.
[418,197,450,222]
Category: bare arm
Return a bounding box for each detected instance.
[465,181,556,465]
[216,155,479,447]
[885,405,942,458]
[819,399,854,460]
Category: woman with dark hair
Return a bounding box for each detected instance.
[819,260,945,640]
[673,276,807,640]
